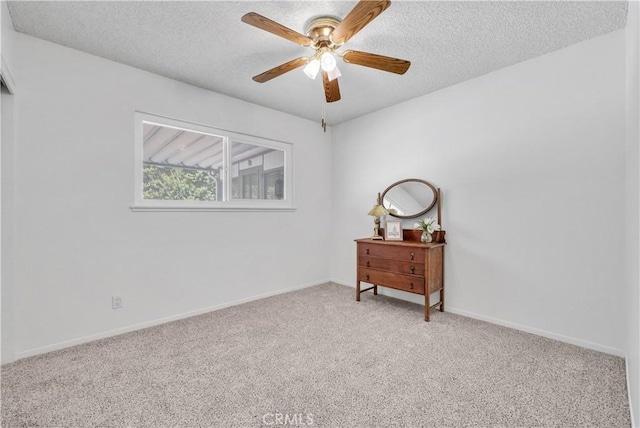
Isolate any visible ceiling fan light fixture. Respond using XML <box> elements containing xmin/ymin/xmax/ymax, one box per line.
<box><xmin>320</xmin><ymin>51</ymin><xmax>337</xmax><ymax>72</ymax></box>
<box><xmin>242</xmin><ymin>2</ymin><xmax>408</xmax><ymax>108</ymax></box>
<box><xmin>303</xmin><ymin>58</ymin><xmax>321</xmax><ymax>79</ymax></box>
<box><xmin>327</xmin><ymin>65</ymin><xmax>342</xmax><ymax>82</ymax></box>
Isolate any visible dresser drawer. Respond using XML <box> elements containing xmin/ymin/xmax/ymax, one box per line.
<box><xmin>358</xmin><ymin>255</ymin><xmax>425</xmax><ymax>276</ymax></box>
<box><xmin>358</xmin><ymin>268</ymin><xmax>425</xmax><ymax>295</ymax></box>
<box><xmin>358</xmin><ymin>243</ymin><xmax>425</xmax><ymax>262</ymax></box>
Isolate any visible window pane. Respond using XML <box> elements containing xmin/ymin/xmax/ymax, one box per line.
<box><xmin>230</xmin><ymin>141</ymin><xmax>285</xmax><ymax>200</ymax></box>
<box><xmin>135</xmin><ymin>112</ymin><xmax>294</xmax><ymax>211</ymax></box>
<box><xmin>264</xmin><ymin>168</ymin><xmax>284</xmax><ymax>200</ymax></box>
<box><xmin>142</xmin><ymin>123</ymin><xmax>223</xmax><ymax>201</ymax></box>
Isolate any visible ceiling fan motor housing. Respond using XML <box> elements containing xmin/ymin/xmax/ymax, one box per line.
<box><xmin>305</xmin><ymin>16</ymin><xmax>342</xmax><ymax>49</ymax></box>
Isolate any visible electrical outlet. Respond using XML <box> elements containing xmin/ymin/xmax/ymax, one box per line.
<box><xmin>112</xmin><ymin>296</ymin><xmax>123</xmax><ymax>309</ymax></box>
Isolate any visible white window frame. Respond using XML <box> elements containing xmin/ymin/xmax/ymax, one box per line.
<box><xmin>132</xmin><ymin>112</ymin><xmax>294</xmax><ymax>212</ymax></box>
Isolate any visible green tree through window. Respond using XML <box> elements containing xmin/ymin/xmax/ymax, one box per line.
<box><xmin>143</xmin><ymin>165</ymin><xmax>218</xmax><ymax>201</ymax></box>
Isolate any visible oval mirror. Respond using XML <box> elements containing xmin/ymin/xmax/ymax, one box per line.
<box><xmin>381</xmin><ymin>179</ymin><xmax>438</xmax><ymax>219</ymax></box>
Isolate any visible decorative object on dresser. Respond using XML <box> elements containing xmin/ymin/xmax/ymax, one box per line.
<box><xmin>414</xmin><ymin>217</ymin><xmax>441</xmax><ymax>243</ymax></box>
<box><xmin>384</xmin><ymin>220</ymin><xmax>403</xmax><ymax>241</ymax></box>
<box><xmin>357</xmin><ymin>179</ymin><xmax>445</xmax><ymax>321</ymax></box>
<box><xmin>367</xmin><ymin>192</ymin><xmax>389</xmax><ymax>240</ymax></box>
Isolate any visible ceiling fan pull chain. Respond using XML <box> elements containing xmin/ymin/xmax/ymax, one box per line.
<box><xmin>321</xmin><ymin>100</ymin><xmax>327</xmax><ymax>132</ymax></box>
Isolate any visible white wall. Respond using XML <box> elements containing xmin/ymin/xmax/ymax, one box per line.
<box><xmin>0</xmin><ymin>0</ymin><xmax>14</xmax><ymax>365</ymax></box>
<box><xmin>331</xmin><ymin>30</ymin><xmax>627</xmax><ymax>355</ymax></box>
<box><xmin>625</xmin><ymin>1</ymin><xmax>640</xmax><ymax>424</ymax></box>
<box><xmin>5</xmin><ymin>32</ymin><xmax>332</xmax><ymax>361</ymax></box>
<box><xmin>0</xmin><ymin>0</ymin><xmax>4</xmax><ymax>366</ymax></box>
<box><xmin>1</xmin><ymin>86</ymin><xmax>13</xmax><ymax>364</ymax></box>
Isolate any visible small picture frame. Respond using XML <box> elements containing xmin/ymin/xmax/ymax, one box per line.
<box><xmin>385</xmin><ymin>221</ymin><xmax>403</xmax><ymax>241</ymax></box>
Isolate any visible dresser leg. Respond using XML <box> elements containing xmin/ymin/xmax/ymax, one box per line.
<box><xmin>356</xmin><ymin>280</ymin><xmax>361</xmax><ymax>302</ymax></box>
<box><xmin>424</xmin><ymin>292</ymin><xmax>431</xmax><ymax>322</ymax></box>
<box><xmin>439</xmin><ymin>288</ymin><xmax>445</xmax><ymax>312</ymax></box>
<box><xmin>373</xmin><ymin>285</ymin><xmax>378</xmax><ymax>295</ymax></box>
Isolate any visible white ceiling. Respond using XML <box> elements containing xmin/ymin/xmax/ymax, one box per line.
<box><xmin>7</xmin><ymin>1</ymin><xmax>628</xmax><ymax>125</ymax></box>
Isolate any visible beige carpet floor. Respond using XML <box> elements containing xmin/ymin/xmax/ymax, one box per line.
<box><xmin>1</xmin><ymin>283</ymin><xmax>631</xmax><ymax>427</ymax></box>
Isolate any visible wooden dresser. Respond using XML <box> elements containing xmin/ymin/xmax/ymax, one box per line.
<box><xmin>355</xmin><ymin>238</ymin><xmax>445</xmax><ymax>321</ymax></box>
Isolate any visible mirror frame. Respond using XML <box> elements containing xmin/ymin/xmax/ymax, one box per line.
<box><xmin>381</xmin><ymin>178</ymin><xmax>439</xmax><ymax>220</ymax></box>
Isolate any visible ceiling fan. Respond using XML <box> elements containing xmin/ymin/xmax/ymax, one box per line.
<box><xmin>241</xmin><ymin>0</ymin><xmax>411</xmax><ymax>104</ymax></box>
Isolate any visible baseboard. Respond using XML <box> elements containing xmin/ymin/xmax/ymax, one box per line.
<box><xmin>628</xmin><ymin>353</ymin><xmax>637</xmax><ymax>428</ymax></box>
<box><xmin>626</xmin><ymin>353</ymin><xmax>637</xmax><ymax>428</ymax></box>
<box><xmin>329</xmin><ymin>279</ymin><xmax>353</xmax><ymax>288</ymax></box>
<box><xmin>14</xmin><ymin>279</ymin><xmax>625</xmax><ymax>361</ymax></box>
<box><xmin>15</xmin><ymin>279</ymin><xmax>329</xmax><ymax>361</ymax></box>
<box><xmin>332</xmin><ymin>278</ymin><xmax>624</xmax><ymax>357</ymax></box>
<box><xmin>443</xmin><ymin>306</ymin><xmax>625</xmax><ymax>357</ymax></box>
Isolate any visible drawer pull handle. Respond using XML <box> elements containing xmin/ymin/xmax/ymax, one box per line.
<box><xmin>409</xmin><ymin>282</ymin><xmax>414</xmax><ymax>289</ymax></box>
<box><xmin>366</xmin><ymin>274</ymin><xmax>370</xmax><ymax>281</ymax></box>
<box><xmin>366</xmin><ymin>248</ymin><xmax>370</xmax><ymax>255</ymax></box>
<box><xmin>410</xmin><ymin>266</ymin><xmax>415</xmax><ymax>273</ymax></box>
<box><xmin>410</xmin><ymin>252</ymin><xmax>415</xmax><ymax>260</ymax></box>
<box><xmin>366</xmin><ymin>261</ymin><xmax>370</xmax><ymax>267</ymax></box>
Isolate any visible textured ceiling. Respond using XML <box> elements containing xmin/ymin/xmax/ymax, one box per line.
<box><xmin>7</xmin><ymin>1</ymin><xmax>628</xmax><ymax>125</ymax></box>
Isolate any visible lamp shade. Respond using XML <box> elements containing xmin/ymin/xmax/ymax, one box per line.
<box><xmin>368</xmin><ymin>204</ymin><xmax>389</xmax><ymax>217</ymax></box>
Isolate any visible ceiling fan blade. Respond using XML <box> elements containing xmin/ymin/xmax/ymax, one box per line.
<box><xmin>343</xmin><ymin>50</ymin><xmax>410</xmax><ymax>74</ymax></box>
<box><xmin>330</xmin><ymin>0</ymin><xmax>391</xmax><ymax>46</ymax></box>
<box><xmin>322</xmin><ymin>71</ymin><xmax>341</xmax><ymax>103</ymax></box>
<box><xmin>241</xmin><ymin>12</ymin><xmax>313</xmax><ymax>47</ymax></box>
<box><xmin>252</xmin><ymin>57</ymin><xmax>308</xmax><ymax>83</ymax></box>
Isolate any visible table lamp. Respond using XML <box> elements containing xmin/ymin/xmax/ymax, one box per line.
<box><xmin>368</xmin><ymin>193</ymin><xmax>389</xmax><ymax>240</ymax></box>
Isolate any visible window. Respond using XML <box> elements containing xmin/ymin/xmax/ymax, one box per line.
<box><xmin>133</xmin><ymin>112</ymin><xmax>293</xmax><ymax>211</ymax></box>
<box><xmin>230</xmin><ymin>141</ymin><xmax>285</xmax><ymax>201</ymax></box>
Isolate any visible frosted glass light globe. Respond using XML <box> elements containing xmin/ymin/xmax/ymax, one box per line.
<box><xmin>320</xmin><ymin>52</ymin><xmax>337</xmax><ymax>72</ymax></box>
<box><xmin>303</xmin><ymin>59</ymin><xmax>320</xmax><ymax>79</ymax></box>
